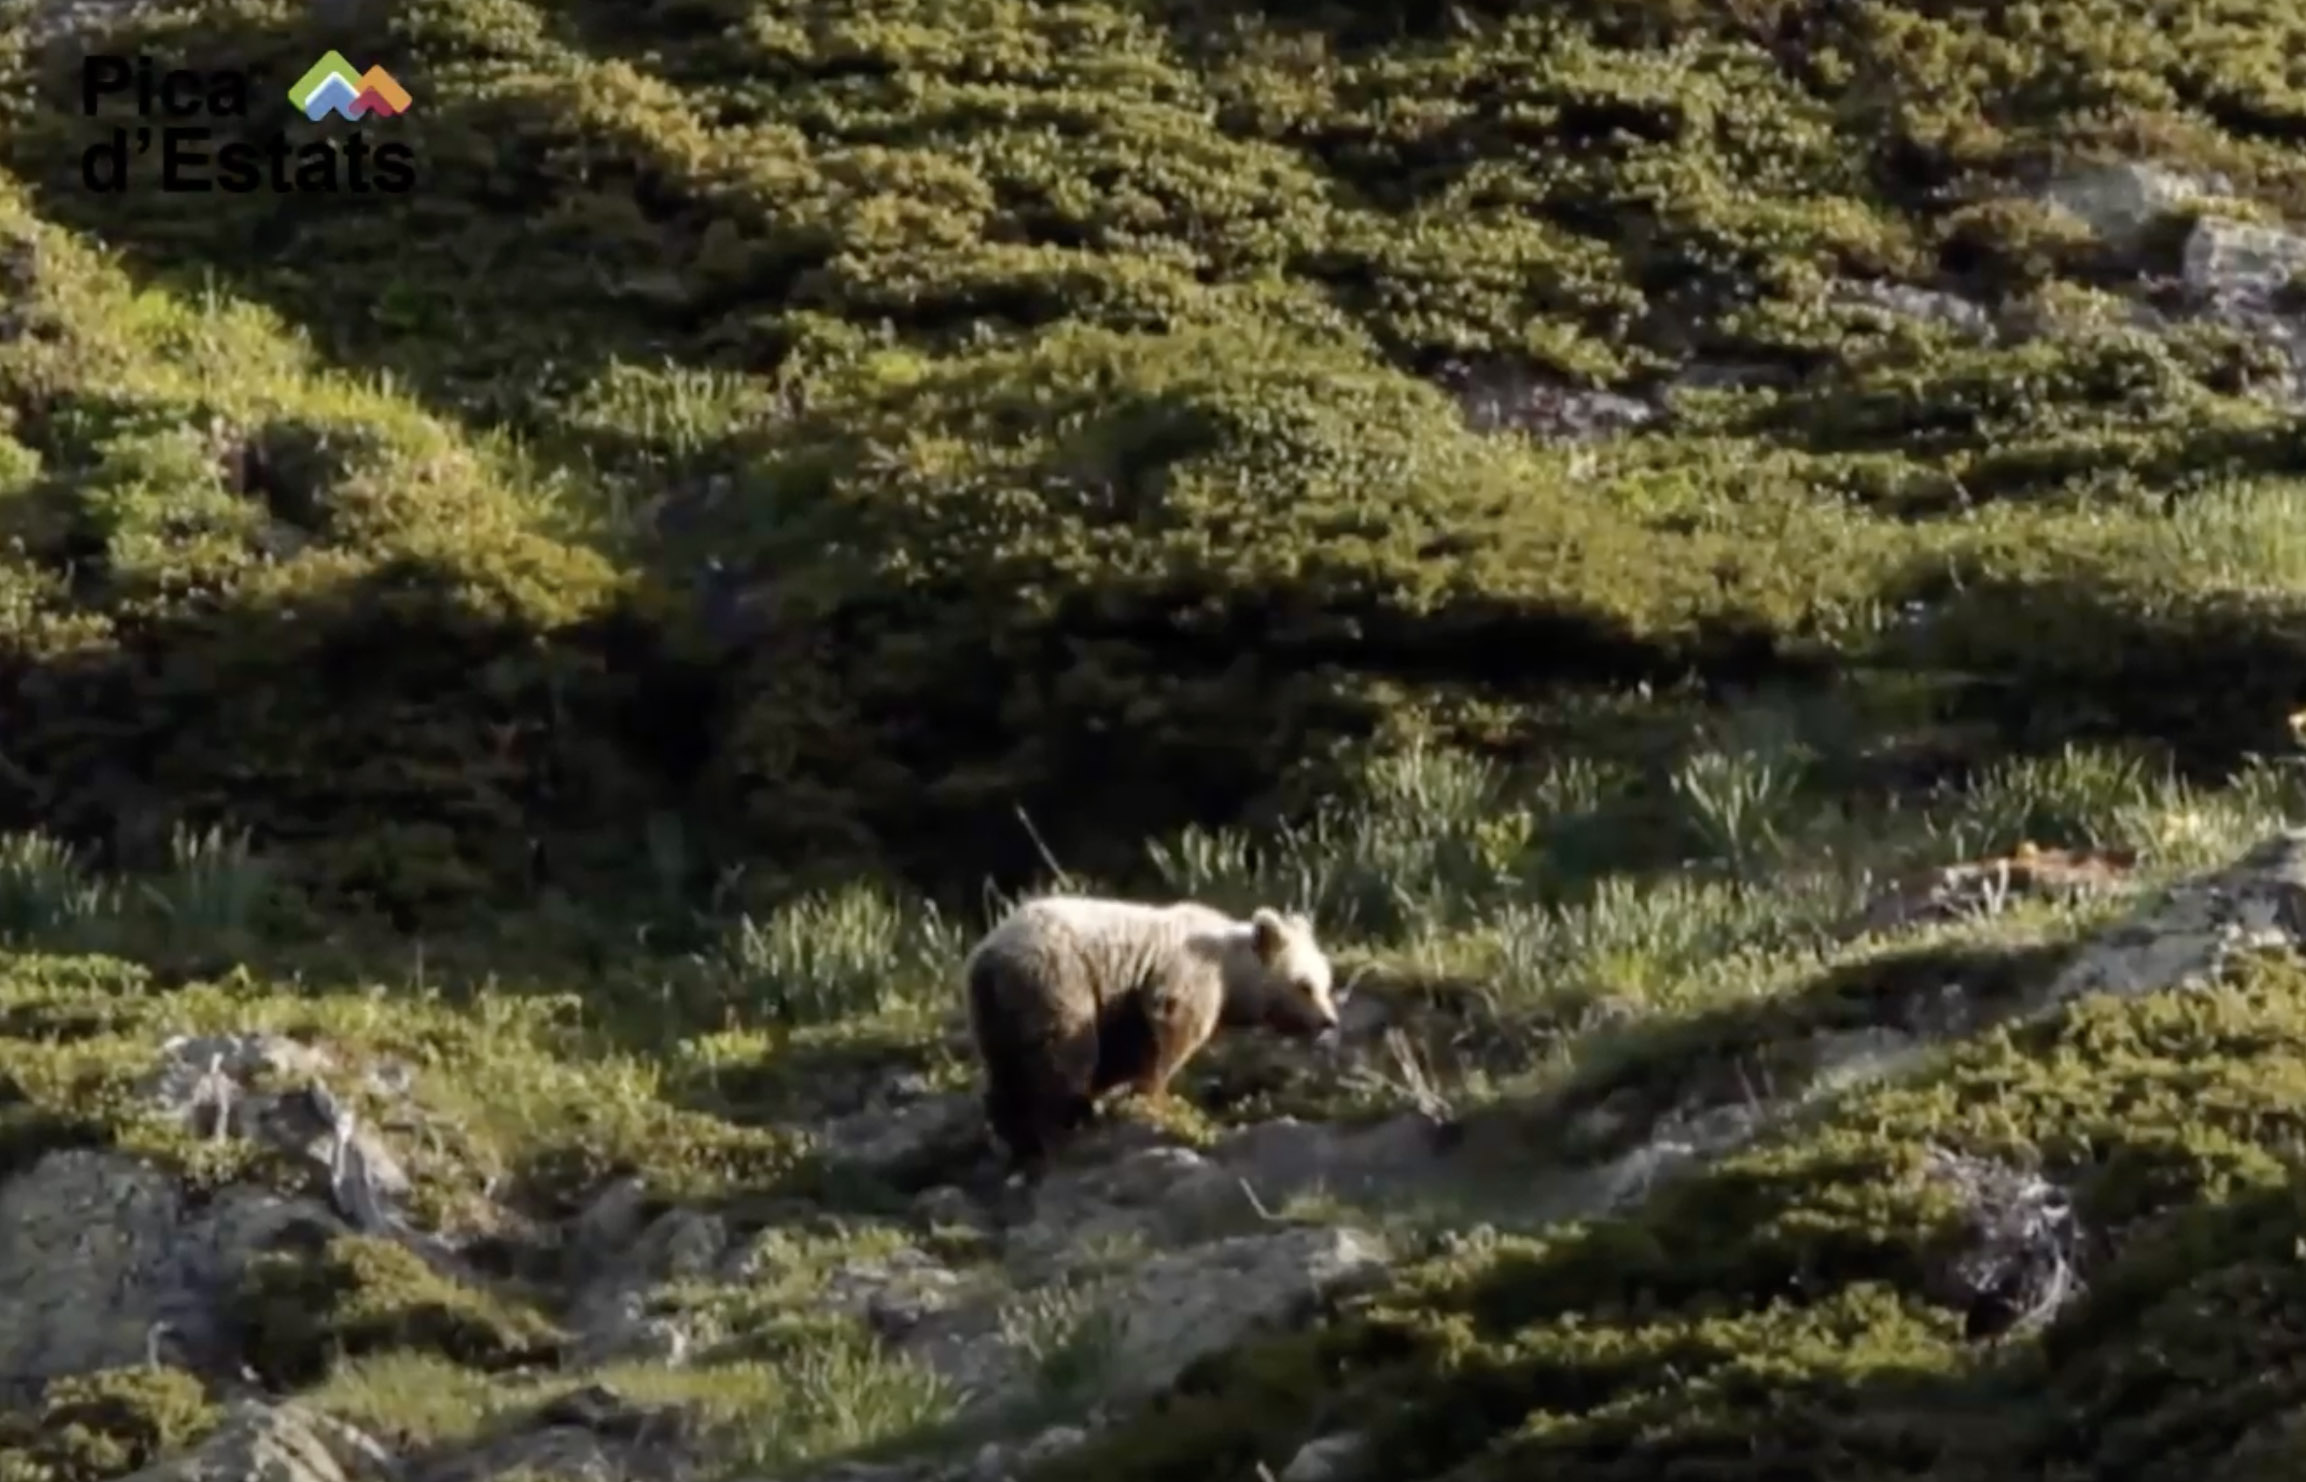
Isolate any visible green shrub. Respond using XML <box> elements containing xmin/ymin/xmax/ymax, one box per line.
<box><xmin>232</xmin><ymin>1234</ymin><xmax>565</xmax><ymax>1388</ymax></box>
<box><xmin>0</xmin><ymin>1367</ymin><xmax>219</xmax><ymax>1482</ymax></box>
<box><xmin>3</xmin><ymin>0</ymin><xmax>2306</xmax><ymax>911</ymax></box>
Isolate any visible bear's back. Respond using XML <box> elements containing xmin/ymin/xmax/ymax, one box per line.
<box><xmin>966</xmin><ymin>894</ymin><xmax>1241</xmax><ymax>1028</ymax></box>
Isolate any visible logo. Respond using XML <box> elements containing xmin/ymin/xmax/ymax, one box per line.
<box><xmin>76</xmin><ymin>53</ymin><xmax>416</xmax><ymax>195</ymax></box>
<box><xmin>288</xmin><ymin>51</ymin><xmax>411</xmax><ymax>122</ymax></box>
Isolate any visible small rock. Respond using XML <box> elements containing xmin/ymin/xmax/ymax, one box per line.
<box><xmin>1921</xmin><ymin>1147</ymin><xmax>2084</xmax><ymax>1340</ymax></box>
<box><xmin>1436</xmin><ymin>358</ymin><xmax>1659</xmax><ymax>439</ymax></box>
<box><xmin>826</xmin><ymin>1247</ymin><xmax>969</xmax><ymax>1339</ymax></box>
<box><xmin>1212</xmin><ymin>1112</ymin><xmax>1454</xmax><ymax>1205</ymax></box>
<box><xmin>2040</xmin><ymin>161</ymin><xmax>2215</xmax><ymax>252</ymax></box>
<box><xmin>2183</xmin><ymin>216</ymin><xmax>2306</xmax><ymax>302</ymax></box>
<box><xmin>913</xmin><ymin>1183</ymin><xmax>986</xmax><ymax>1231</ymax></box>
<box><xmin>567</xmin><ymin>1177</ymin><xmax>653</xmax><ymax>1263</ymax></box>
<box><xmin>1829</xmin><ymin>279</ymin><xmax>1995</xmax><ymax>338</ymax></box>
<box><xmin>817</xmin><ymin>1092</ymin><xmax>986</xmax><ymax>1179</ymax></box>
<box><xmin>566</xmin><ymin>1205</ymin><xmax>730</xmax><ymax>1365</ymax></box>
<box><xmin>1280</xmin><ymin>1432</ymin><xmax>1370</xmax><ymax>1482</ymax></box>
<box><xmin>1013</xmin><ymin>1425</ymin><xmax>1090</xmax><ymax>1467</ymax></box>
<box><xmin>1093</xmin><ymin>1226</ymin><xmax>1391</xmax><ymax>1400</ymax></box>
<box><xmin>112</xmin><ymin>1400</ymin><xmax>394</xmax><ymax>1482</ymax></box>
<box><xmin>143</xmin><ymin>1033</ymin><xmax>429</xmax><ymax>1250</ymax></box>
<box><xmin>646</xmin><ymin>1207</ymin><xmax>731</xmax><ymax>1280</ymax></box>
<box><xmin>1335</xmin><ymin>992</ymin><xmax>1390</xmax><ymax>1039</ymax></box>
<box><xmin>961</xmin><ymin>1425</ymin><xmax>1089</xmax><ymax>1482</ymax></box>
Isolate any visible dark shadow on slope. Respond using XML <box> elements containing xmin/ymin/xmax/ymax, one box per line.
<box><xmin>1463</xmin><ymin>935</ymin><xmax>2082</xmax><ymax>1173</ymax></box>
<box><xmin>0</xmin><ymin>553</ymin><xmax>711</xmax><ymax>925</ymax></box>
<box><xmin>1877</xmin><ymin>564</ymin><xmax>2306</xmax><ymax>775</ymax></box>
<box><xmin>1747</xmin><ymin>344</ymin><xmax>2306</xmax><ymax>509</ymax></box>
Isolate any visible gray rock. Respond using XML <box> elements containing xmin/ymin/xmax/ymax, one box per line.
<box><xmin>2047</xmin><ymin>829</ymin><xmax>2306</xmax><ymax>1004</ymax></box>
<box><xmin>1279</xmin><ymin>1432</ymin><xmax>1370</xmax><ymax>1482</ymax></box>
<box><xmin>911</xmin><ymin>1183</ymin><xmax>989</xmax><ymax>1232</ymax></box>
<box><xmin>1436</xmin><ymin>359</ymin><xmax>1659</xmax><ymax>439</ymax></box>
<box><xmin>2176</xmin><ymin>216</ymin><xmax>2306</xmax><ymax>398</ymax></box>
<box><xmin>144</xmin><ymin>1033</ymin><xmax>434</xmax><ymax>1253</ymax></box>
<box><xmin>1921</xmin><ymin>1147</ymin><xmax>2083</xmax><ymax>1339</ymax></box>
<box><xmin>1095</xmin><ymin>1227</ymin><xmax>1388</xmax><ymax>1399</ymax></box>
<box><xmin>828</xmin><ymin>1247</ymin><xmax>972</xmax><ymax>1340</ymax></box>
<box><xmin>1211</xmin><ymin>1113</ymin><xmax>1455</xmax><ymax>1206</ymax></box>
<box><xmin>1001</xmin><ymin>1142</ymin><xmax>1251</xmax><ymax>1279</ymax></box>
<box><xmin>816</xmin><ymin>1091</ymin><xmax>986</xmax><ymax>1179</ymax></box>
<box><xmin>1828</xmin><ymin>279</ymin><xmax>1995</xmax><ymax>338</ymax></box>
<box><xmin>0</xmin><ymin>1149</ymin><xmax>341</xmax><ymax>1395</ymax></box>
<box><xmin>2040</xmin><ymin>162</ymin><xmax>2215</xmax><ymax>251</ymax></box>
<box><xmin>893</xmin><ymin>1224</ymin><xmax>1388</xmax><ymax>1415</ymax></box>
<box><xmin>2182</xmin><ymin>217</ymin><xmax>2306</xmax><ymax>301</ymax></box>
<box><xmin>112</xmin><ymin>1400</ymin><xmax>395</xmax><ymax>1482</ymax></box>
<box><xmin>566</xmin><ymin>1204</ymin><xmax>730</xmax><ymax>1366</ymax></box>
<box><xmin>969</xmin><ymin>1424</ymin><xmax>1089</xmax><ymax>1481</ymax></box>
<box><xmin>567</xmin><ymin>1175</ymin><xmax>654</xmax><ymax>1260</ymax></box>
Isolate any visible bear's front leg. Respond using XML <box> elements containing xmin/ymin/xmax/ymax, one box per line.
<box><xmin>1128</xmin><ymin>1056</ymin><xmax>1179</xmax><ymax>1108</ymax></box>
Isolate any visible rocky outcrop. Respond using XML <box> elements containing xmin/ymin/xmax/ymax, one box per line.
<box><xmin>0</xmin><ymin>1149</ymin><xmax>325</xmax><ymax>1393</ymax></box>
<box><xmin>2042</xmin><ymin>829</ymin><xmax>2306</xmax><ymax>1003</ymax></box>
<box><xmin>108</xmin><ymin>1387</ymin><xmax>705</xmax><ymax>1482</ymax></box>
<box><xmin>111</xmin><ymin>1402</ymin><xmax>395</xmax><ymax>1482</ymax></box>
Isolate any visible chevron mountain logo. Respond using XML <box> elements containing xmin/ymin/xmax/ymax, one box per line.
<box><xmin>288</xmin><ymin>51</ymin><xmax>411</xmax><ymax>121</ymax></box>
<box><xmin>73</xmin><ymin>51</ymin><xmax>418</xmax><ymax>195</ymax></box>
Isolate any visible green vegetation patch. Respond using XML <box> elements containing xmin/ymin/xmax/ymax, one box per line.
<box><xmin>0</xmin><ymin>946</ymin><xmax>810</xmax><ymax>1222</ymax></box>
<box><xmin>0</xmin><ymin>176</ymin><xmax>666</xmax><ymax>921</ymax></box>
<box><xmin>234</xmin><ymin>1233</ymin><xmax>565</xmax><ymax>1389</ymax></box>
<box><xmin>0</xmin><ymin>1366</ymin><xmax>220</xmax><ymax>1482</ymax></box>
<box><xmin>0</xmin><ymin>2</ymin><xmax>2303</xmax><ymax>905</ymax></box>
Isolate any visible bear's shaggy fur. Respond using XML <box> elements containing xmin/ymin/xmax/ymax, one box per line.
<box><xmin>962</xmin><ymin>895</ymin><xmax>1340</xmax><ymax>1172</ymax></box>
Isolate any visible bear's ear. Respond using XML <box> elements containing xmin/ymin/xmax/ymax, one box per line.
<box><xmin>1250</xmin><ymin>907</ymin><xmax>1288</xmax><ymax>962</ymax></box>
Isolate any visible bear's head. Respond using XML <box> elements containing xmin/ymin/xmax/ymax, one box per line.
<box><xmin>1233</xmin><ymin>906</ymin><xmax>1340</xmax><ymax>1039</ymax></box>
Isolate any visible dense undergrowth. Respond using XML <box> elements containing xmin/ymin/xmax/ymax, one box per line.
<box><xmin>4</xmin><ymin>0</ymin><xmax>2306</xmax><ymax>913</ymax></box>
<box><xmin>3</xmin><ymin>0</ymin><xmax>2306</xmax><ymax>1478</ymax></box>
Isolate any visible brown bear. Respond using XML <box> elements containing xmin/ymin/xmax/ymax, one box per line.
<box><xmin>961</xmin><ymin>895</ymin><xmax>1341</xmax><ymax>1173</ymax></box>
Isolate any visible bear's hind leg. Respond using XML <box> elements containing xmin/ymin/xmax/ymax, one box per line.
<box><xmin>983</xmin><ymin>1080</ymin><xmax>1049</xmax><ymax>1170</ymax></box>
<box><xmin>1126</xmin><ymin>993</ymin><xmax>1210</xmax><ymax>1109</ymax></box>
<box><xmin>1045</xmin><ymin>1015</ymin><xmax>1101</xmax><ymax>1133</ymax></box>
<box><xmin>992</xmin><ymin>1012</ymin><xmax>1100</xmax><ymax>1174</ymax></box>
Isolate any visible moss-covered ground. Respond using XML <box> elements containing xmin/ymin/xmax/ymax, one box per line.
<box><xmin>1</xmin><ymin>0</ymin><xmax>2306</xmax><ymax>1477</ymax></box>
